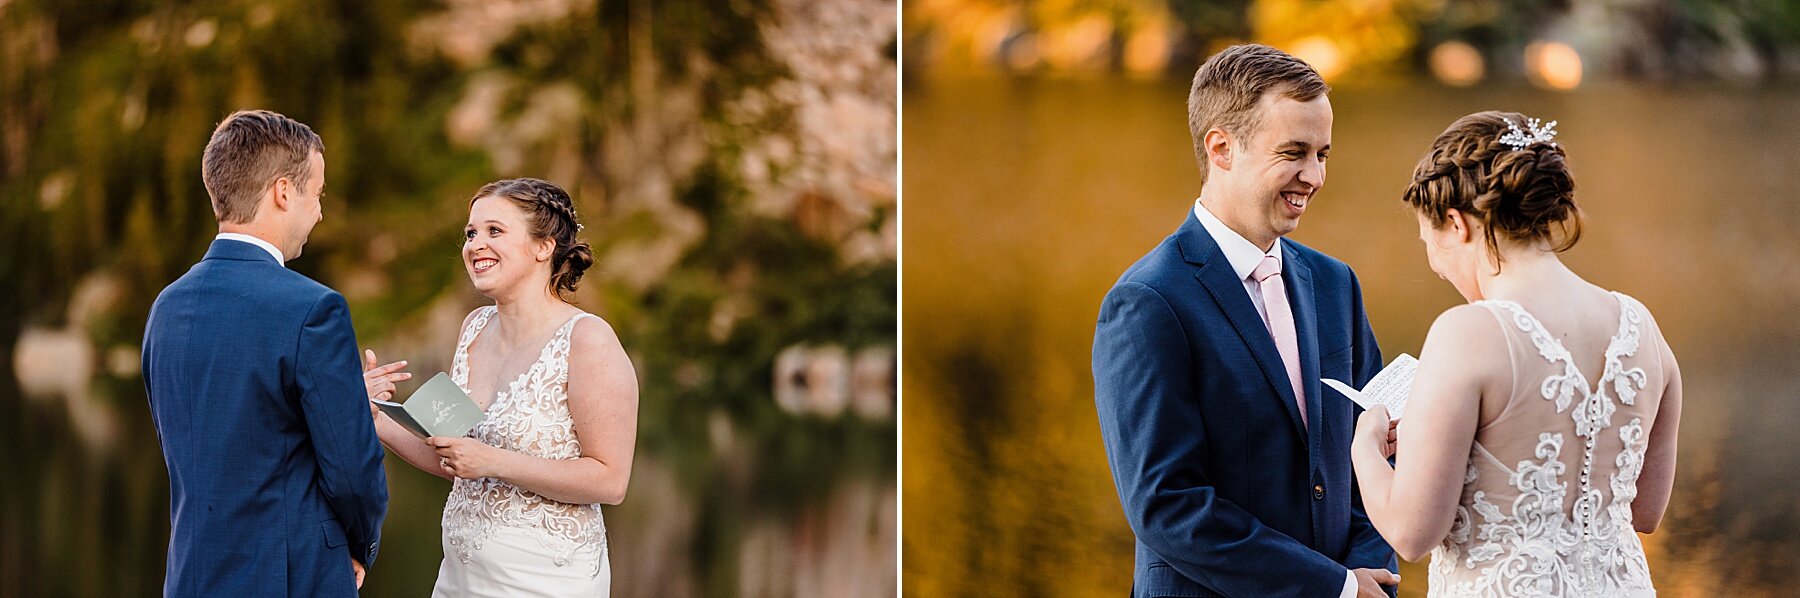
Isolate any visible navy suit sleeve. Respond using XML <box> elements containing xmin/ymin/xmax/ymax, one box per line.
<box><xmin>1342</xmin><ymin>269</ymin><xmax>1399</xmax><ymax>587</ymax></box>
<box><xmin>296</xmin><ymin>292</ymin><xmax>389</xmax><ymax>568</ymax></box>
<box><xmin>1095</xmin><ymin>281</ymin><xmax>1349</xmax><ymax>597</ymax></box>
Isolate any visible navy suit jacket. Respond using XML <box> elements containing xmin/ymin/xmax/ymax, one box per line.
<box><xmin>143</xmin><ymin>239</ymin><xmax>388</xmax><ymax>597</ymax></box>
<box><xmin>1093</xmin><ymin>211</ymin><xmax>1396</xmax><ymax>597</ymax></box>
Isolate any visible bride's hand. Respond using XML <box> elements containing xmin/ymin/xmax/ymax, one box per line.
<box><xmin>428</xmin><ymin>436</ymin><xmax>504</xmax><ymax>480</ymax></box>
<box><xmin>362</xmin><ymin>349</ymin><xmax>411</xmax><ymax>417</ymax></box>
<box><xmin>1353</xmin><ymin>405</ymin><xmax>1400</xmax><ymax>460</ymax></box>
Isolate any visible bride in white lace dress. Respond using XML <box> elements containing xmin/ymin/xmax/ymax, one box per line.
<box><xmin>363</xmin><ymin>178</ymin><xmax>639</xmax><ymax>597</ymax></box>
<box><xmin>1350</xmin><ymin>112</ymin><xmax>1681</xmax><ymax>597</ymax></box>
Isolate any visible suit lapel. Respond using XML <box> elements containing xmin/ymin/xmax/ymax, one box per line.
<box><xmin>1176</xmin><ymin>213</ymin><xmax>1307</xmax><ymax>441</ymax></box>
<box><xmin>1282</xmin><ymin>239</ymin><xmax>1323</xmax><ymax>454</ymax></box>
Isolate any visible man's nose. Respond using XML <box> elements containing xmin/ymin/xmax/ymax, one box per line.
<box><xmin>1299</xmin><ymin>157</ymin><xmax>1325</xmax><ymax>187</ymax></box>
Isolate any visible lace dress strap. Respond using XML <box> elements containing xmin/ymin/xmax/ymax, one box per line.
<box><xmin>451</xmin><ymin>306</ymin><xmax>498</xmax><ymax>389</ymax></box>
<box><xmin>550</xmin><ymin>313</ymin><xmax>598</xmax><ymax>376</ymax></box>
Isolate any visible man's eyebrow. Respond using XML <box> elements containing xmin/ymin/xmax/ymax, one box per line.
<box><xmin>1275</xmin><ymin>140</ymin><xmax>1330</xmax><ymax>151</ymax></box>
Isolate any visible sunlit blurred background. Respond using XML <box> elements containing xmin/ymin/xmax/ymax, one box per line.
<box><xmin>902</xmin><ymin>0</ymin><xmax>1800</xmax><ymax>596</ymax></box>
<box><xmin>0</xmin><ymin>0</ymin><xmax>896</xmax><ymax>596</ymax></box>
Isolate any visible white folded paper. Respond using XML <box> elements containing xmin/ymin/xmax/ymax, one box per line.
<box><xmin>1322</xmin><ymin>353</ymin><xmax>1417</xmax><ymax>419</ymax></box>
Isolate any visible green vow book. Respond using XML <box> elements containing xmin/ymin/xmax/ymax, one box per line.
<box><xmin>373</xmin><ymin>372</ymin><xmax>485</xmax><ymax>439</ymax></box>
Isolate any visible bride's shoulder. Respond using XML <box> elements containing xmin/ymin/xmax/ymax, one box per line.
<box><xmin>565</xmin><ymin>312</ymin><xmax>635</xmax><ymax>386</ymax></box>
<box><xmin>568</xmin><ymin>311</ymin><xmax>624</xmax><ymax>350</ymax></box>
<box><xmin>1433</xmin><ymin>302</ymin><xmax>1506</xmax><ymax>330</ymax></box>
<box><xmin>1612</xmin><ymin>291</ymin><xmax>1659</xmax><ymax>324</ymax></box>
<box><xmin>1612</xmin><ymin>291</ymin><xmax>1673</xmax><ymax>354</ymax></box>
<box><xmin>1423</xmin><ymin>303</ymin><xmax>1511</xmax><ymax>353</ymax></box>
<box><xmin>1416</xmin><ymin>304</ymin><xmax>1514</xmax><ymax>387</ymax></box>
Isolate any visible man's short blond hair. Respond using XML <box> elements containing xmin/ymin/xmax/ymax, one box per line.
<box><xmin>1187</xmin><ymin>44</ymin><xmax>1329</xmax><ymax>180</ymax></box>
<box><xmin>201</xmin><ymin>110</ymin><xmax>323</xmax><ymax>223</ymax></box>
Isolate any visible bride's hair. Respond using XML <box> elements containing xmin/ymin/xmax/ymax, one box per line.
<box><xmin>1402</xmin><ymin>110</ymin><xmax>1582</xmax><ymax>269</ymax></box>
<box><xmin>468</xmin><ymin>178</ymin><xmax>595</xmax><ymax>298</ymax></box>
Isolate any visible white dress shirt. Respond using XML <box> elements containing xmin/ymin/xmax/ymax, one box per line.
<box><xmin>1192</xmin><ymin>198</ymin><xmax>1363</xmax><ymax>598</ymax></box>
<box><xmin>216</xmin><ymin>232</ymin><xmax>286</xmax><ymax>266</ymax></box>
<box><xmin>1193</xmin><ymin>199</ymin><xmax>1282</xmax><ymax>327</ymax></box>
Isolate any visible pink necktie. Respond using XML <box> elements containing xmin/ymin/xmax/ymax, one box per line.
<box><xmin>1252</xmin><ymin>255</ymin><xmax>1306</xmax><ymax>429</ymax></box>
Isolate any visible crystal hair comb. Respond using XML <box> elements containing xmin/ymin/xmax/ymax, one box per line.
<box><xmin>1499</xmin><ymin>117</ymin><xmax>1558</xmax><ymax>151</ymax></box>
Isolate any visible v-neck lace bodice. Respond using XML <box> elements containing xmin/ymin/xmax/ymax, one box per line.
<box><xmin>1427</xmin><ymin>292</ymin><xmax>1669</xmax><ymax>597</ymax></box>
<box><xmin>442</xmin><ymin>306</ymin><xmax>607</xmax><ymax>572</ymax></box>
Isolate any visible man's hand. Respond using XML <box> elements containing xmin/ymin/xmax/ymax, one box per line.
<box><xmin>1351</xmin><ymin>568</ymin><xmax>1399</xmax><ymax>598</ymax></box>
<box><xmin>351</xmin><ymin>557</ymin><xmax>366</xmax><ymax>588</ymax></box>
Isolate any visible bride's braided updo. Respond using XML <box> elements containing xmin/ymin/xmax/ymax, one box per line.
<box><xmin>469</xmin><ymin>178</ymin><xmax>594</xmax><ymax>297</ymax></box>
<box><xmin>1402</xmin><ymin>111</ymin><xmax>1582</xmax><ymax>269</ymax></box>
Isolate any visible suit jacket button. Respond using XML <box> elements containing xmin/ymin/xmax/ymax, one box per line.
<box><xmin>1313</xmin><ymin>484</ymin><xmax>1325</xmax><ymax>500</ymax></box>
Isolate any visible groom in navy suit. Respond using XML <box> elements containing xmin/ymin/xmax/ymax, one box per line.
<box><xmin>1093</xmin><ymin>45</ymin><xmax>1398</xmax><ymax>597</ymax></box>
<box><xmin>143</xmin><ymin>110</ymin><xmax>387</xmax><ymax>597</ymax></box>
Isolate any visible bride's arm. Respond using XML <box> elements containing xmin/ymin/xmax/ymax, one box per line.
<box><xmin>433</xmin><ymin>317</ymin><xmax>639</xmax><ymax>505</ymax></box>
<box><xmin>363</xmin><ymin>350</ymin><xmax>454</xmax><ymax>480</ymax></box>
<box><xmin>1631</xmin><ymin>326</ymin><xmax>1681</xmax><ymax>533</ymax></box>
<box><xmin>1351</xmin><ymin>305</ymin><xmax>1498</xmax><ymax>561</ymax></box>
<box><xmin>375</xmin><ymin>414</ymin><xmax>454</xmax><ymax>480</ymax></box>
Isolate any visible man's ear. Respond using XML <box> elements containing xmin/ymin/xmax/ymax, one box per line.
<box><xmin>1205</xmin><ymin>128</ymin><xmax>1234</xmax><ymax>172</ymax></box>
<box><xmin>270</xmin><ymin>176</ymin><xmax>292</xmax><ymax>213</ymax></box>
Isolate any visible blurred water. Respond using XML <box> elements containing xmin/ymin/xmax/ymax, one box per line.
<box><xmin>901</xmin><ymin>74</ymin><xmax>1800</xmax><ymax>597</ymax></box>
<box><xmin>0</xmin><ymin>362</ymin><xmax>895</xmax><ymax>598</ymax></box>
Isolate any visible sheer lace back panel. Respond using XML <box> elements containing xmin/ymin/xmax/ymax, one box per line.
<box><xmin>1429</xmin><ymin>292</ymin><xmax>1669</xmax><ymax>597</ymax></box>
<box><xmin>443</xmin><ymin>306</ymin><xmax>607</xmax><ymax>572</ymax></box>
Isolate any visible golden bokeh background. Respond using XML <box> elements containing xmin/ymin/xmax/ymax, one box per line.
<box><xmin>902</xmin><ymin>1</ymin><xmax>1800</xmax><ymax>596</ymax></box>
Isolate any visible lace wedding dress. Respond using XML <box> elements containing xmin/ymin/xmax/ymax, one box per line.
<box><xmin>1428</xmin><ymin>292</ymin><xmax>1670</xmax><ymax>597</ymax></box>
<box><xmin>432</xmin><ymin>306</ymin><xmax>611</xmax><ymax>597</ymax></box>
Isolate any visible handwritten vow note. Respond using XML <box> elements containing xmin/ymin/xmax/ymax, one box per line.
<box><xmin>1322</xmin><ymin>354</ymin><xmax>1417</xmax><ymax>419</ymax></box>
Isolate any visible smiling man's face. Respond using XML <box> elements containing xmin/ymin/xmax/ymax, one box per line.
<box><xmin>1210</xmin><ymin>93</ymin><xmax>1333</xmax><ymax>250</ymax></box>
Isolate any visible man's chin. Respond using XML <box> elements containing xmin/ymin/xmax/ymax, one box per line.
<box><xmin>1273</xmin><ymin>218</ymin><xmax>1301</xmax><ymax>238</ymax></box>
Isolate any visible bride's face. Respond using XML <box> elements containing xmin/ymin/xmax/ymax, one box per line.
<box><xmin>1417</xmin><ymin>210</ymin><xmax>1483</xmax><ymax>301</ymax></box>
<box><xmin>464</xmin><ymin>196</ymin><xmax>555</xmax><ymax>298</ymax></box>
